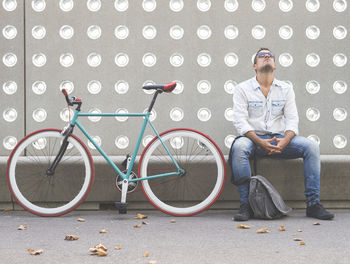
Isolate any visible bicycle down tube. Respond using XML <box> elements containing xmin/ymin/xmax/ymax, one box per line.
<box><xmin>69</xmin><ymin>110</ymin><xmax>183</xmax><ymax>182</ymax></box>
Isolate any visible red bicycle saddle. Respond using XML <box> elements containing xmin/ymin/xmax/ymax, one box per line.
<box><xmin>142</xmin><ymin>82</ymin><xmax>177</xmax><ymax>93</ymax></box>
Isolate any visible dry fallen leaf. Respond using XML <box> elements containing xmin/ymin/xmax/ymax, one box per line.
<box><xmin>65</xmin><ymin>235</ymin><xmax>79</xmax><ymax>241</ymax></box>
<box><xmin>148</xmin><ymin>261</ymin><xmax>158</xmax><ymax>264</ymax></box>
<box><xmin>144</xmin><ymin>252</ymin><xmax>149</xmax><ymax>257</ymax></box>
<box><xmin>18</xmin><ymin>225</ymin><xmax>27</xmax><ymax>230</ymax></box>
<box><xmin>90</xmin><ymin>244</ymin><xmax>108</xmax><ymax>256</ymax></box>
<box><xmin>97</xmin><ymin>249</ymin><xmax>108</xmax><ymax>256</ymax></box>
<box><xmin>77</xmin><ymin>218</ymin><xmax>85</xmax><ymax>222</ymax></box>
<box><xmin>257</xmin><ymin>228</ymin><xmax>270</xmax><ymax>233</ymax></box>
<box><xmin>278</xmin><ymin>226</ymin><xmax>286</xmax><ymax>231</ymax></box>
<box><xmin>299</xmin><ymin>242</ymin><xmax>306</xmax><ymax>246</ymax></box>
<box><xmin>297</xmin><ymin>229</ymin><xmax>302</xmax><ymax>232</ymax></box>
<box><xmin>293</xmin><ymin>238</ymin><xmax>303</xmax><ymax>241</ymax></box>
<box><xmin>135</xmin><ymin>213</ymin><xmax>148</xmax><ymax>219</ymax></box>
<box><xmin>313</xmin><ymin>222</ymin><xmax>320</xmax><ymax>225</ymax></box>
<box><xmin>115</xmin><ymin>245</ymin><xmax>122</xmax><ymax>250</ymax></box>
<box><xmin>28</xmin><ymin>249</ymin><xmax>43</xmax><ymax>255</ymax></box>
<box><xmin>170</xmin><ymin>219</ymin><xmax>176</xmax><ymax>223</ymax></box>
<box><xmin>237</xmin><ymin>224</ymin><xmax>251</xmax><ymax>229</ymax></box>
<box><xmin>134</xmin><ymin>224</ymin><xmax>142</xmax><ymax>228</ymax></box>
<box><xmin>100</xmin><ymin>229</ymin><xmax>107</xmax><ymax>233</ymax></box>
<box><xmin>142</xmin><ymin>221</ymin><xmax>149</xmax><ymax>225</ymax></box>
<box><xmin>3</xmin><ymin>208</ymin><xmax>11</xmax><ymax>212</ymax></box>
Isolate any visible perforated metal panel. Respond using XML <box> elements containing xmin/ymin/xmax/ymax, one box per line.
<box><xmin>1</xmin><ymin>0</ymin><xmax>24</xmax><ymax>155</ymax></box>
<box><xmin>1</xmin><ymin>0</ymin><xmax>349</xmax><ymax>155</ymax></box>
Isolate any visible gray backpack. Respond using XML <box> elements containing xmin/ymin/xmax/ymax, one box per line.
<box><xmin>249</xmin><ymin>175</ymin><xmax>292</xmax><ymax>219</ymax></box>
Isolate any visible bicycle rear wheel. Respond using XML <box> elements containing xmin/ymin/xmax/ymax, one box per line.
<box><xmin>7</xmin><ymin>129</ymin><xmax>94</xmax><ymax>216</ymax></box>
<box><xmin>139</xmin><ymin>128</ymin><xmax>226</xmax><ymax>216</ymax></box>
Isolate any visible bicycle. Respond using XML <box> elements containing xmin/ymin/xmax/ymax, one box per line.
<box><xmin>7</xmin><ymin>82</ymin><xmax>226</xmax><ymax>217</ymax></box>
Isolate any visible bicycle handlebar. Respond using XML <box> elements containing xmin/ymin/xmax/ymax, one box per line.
<box><xmin>61</xmin><ymin>89</ymin><xmax>82</xmax><ymax>110</ymax></box>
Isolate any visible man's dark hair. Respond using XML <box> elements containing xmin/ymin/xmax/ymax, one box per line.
<box><xmin>253</xmin><ymin>47</ymin><xmax>274</xmax><ymax>64</ymax></box>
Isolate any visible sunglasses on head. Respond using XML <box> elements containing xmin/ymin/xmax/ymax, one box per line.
<box><xmin>257</xmin><ymin>52</ymin><xmax>274</xmax><ymax>58</ymax></box>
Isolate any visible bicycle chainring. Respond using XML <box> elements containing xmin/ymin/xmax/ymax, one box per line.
<box><xmin>115</xmin><ymin>170</ymin><xmax>138</xmax><ymax>193</ymax></box>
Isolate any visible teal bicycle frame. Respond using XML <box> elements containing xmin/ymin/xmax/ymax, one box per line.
<box><xmin>69</xmin><ymin>110</ymin><xmax>184</xmax><ymax>183</ymax></box>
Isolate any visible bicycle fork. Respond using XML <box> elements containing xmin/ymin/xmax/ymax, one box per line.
<box><xmin>46</xmin><ymin>125</ymin><xmax>74</xmax><ymax>176</ymax></box>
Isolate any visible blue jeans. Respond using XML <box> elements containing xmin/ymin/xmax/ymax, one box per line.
<box><xmin>231</xmin><ymin>135</ymin><xmax>320</xmax><ymax>206</ymax></box>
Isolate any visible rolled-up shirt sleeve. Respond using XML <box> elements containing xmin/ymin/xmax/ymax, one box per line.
<box><xmin>283</xmin><ymin>86</ymin><xmax>299</xmax><ymax>135</ymax></box>
<box><xmin>232</xmin><ymin>85</ymin><xmax>254</xmax><ymax>135</ymax></box>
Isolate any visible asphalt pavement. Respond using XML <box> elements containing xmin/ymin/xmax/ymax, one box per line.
<box><xmin>0</xmin><ymin>209</ymin><xmax>349</xmax><ymax>264</ymax></box>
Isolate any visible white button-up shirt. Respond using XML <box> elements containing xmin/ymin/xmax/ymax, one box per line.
<box><xmin>232</xmin><ymin>76</ymin><xmax>299</xmax><ymax>136</ymax></box>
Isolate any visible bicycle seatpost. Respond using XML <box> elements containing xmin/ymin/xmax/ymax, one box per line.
<box><xmin>147</xmin><ymin>90</ymin><xmax>161</xmax><ymax>113</ymax></box>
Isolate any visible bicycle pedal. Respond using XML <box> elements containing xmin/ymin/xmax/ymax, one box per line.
<box><xmin>114</xmin><ymin>202</ymin><xmax>128</xmax><ymax>214</ymax></box>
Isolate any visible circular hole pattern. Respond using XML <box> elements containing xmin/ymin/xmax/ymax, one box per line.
<box><xmin>87</xmin><ymin>52</ymin><xmax>102</xmax><ymax>67</ymax></box>
<box><xmin>224</xmin><ymin>0</ymin><xmax>239</xmax><ymax>12</ymax></box>
<box><xmin>3</xmin><ymin>81</ymin><xmax>17</xmax><ymax>95</ymax></box>
<box><xmin>115</xmin><ymin>80</ymin><xmax>129</xmax><ymax>94</ymax></box>
<box><xmin>60</xmin><ymin>53</ymin><xmax>74</xmax><ymax>67</ymax></box>
<box><xmin>306</xmin><ymin>107</ymin><xmax>320</xmax><ymax>121</ymax></box>
<box><xmin>333</xmin><ymin>53</ymin><xmax>347</xmax><ymax>67</ymax></box>
<box><xmin>279</xmin><ymin>25</ymin><xmax>293</xmax><ymax>39</ymax></box>
<box><xmin>115</xmin><ymin>25</ymin><xmax>129</xmax><ymax>39</ymax></box>
<box><xmin>32</xmin><ymin>81</ymin><xmax>46</xmax><ymax>95</ymax></box>
<box><xmin>32</xmin><ymin>108</ymin><xmax>47</xmax><ymax>122</ymax></box>
<box><xmin>115</xmin><ymin>53</ymin><xmax>129</xmax><ymax>67</ymax></box>
<box><xmin>115</xmin><ymin>108</ymin><xmax>129</xmax><ymax>122</ymax></box>
<box><xmin>2</xmin><ymin>25</ymin><xmax>17</xmax><ymax>39</ymax></box>
<box><xmin>251</xmin><ymin>0</ymin><xmax>266</xmax><ymax>12</ymax></box>
<box><xmin>60</xmin><ymin>25</ymin><xmax>74</xmax><ymax>39</ymax></box>
<box><xmin>197</xmin><ymin>25</ymin><xmax>212</xmax><ymax>39</ymax></box>
<box><xmin>197</xmin><ymin>108</ymin><xmax>211</xmax><ymax>122</ymax></box>
<box><xmin>88</xmin><ymin>108</ymin><xmax>102</xmax><ymax>122</ymax></box>
<box><xmin>114</xmin><ymin>0</ymin><xmax>128</xmax><ymax>11</ymax></box>
<box><xmin>59</xmin><ymin>0</ymin><xmax>74</xmax><ymax>12</ymax></box>
<box><xmin>251</xmin><ymin>25</ymin><xmax>266</xmax><ymax>39</ymax></box>
<box><xmin>3</xmin><ymin>108</ymin><xmax>17</xmax><ymax>122</ymax></box>
<box><xmin>305</xmin><ymin>25</ymin><xmax>320</xmax><ymax>40</ymax></box>
<box><xmin>333</xmin><ymin>108</ymin><xmax>347</xmax><ymax>121</ymax></box>
<box><xmin>197</xmin><ymin>53</ymin><xmax>211</xmax><ymax>67</ymax></box>
<box><xmin>306</xmin><ymin>53</ymin><xmax>320</xmax><ymax>67</ymax></box>
<box><xmin>170</xmin><ymin>53</ymin><xmax>184</xmax><ymax>67</ymax></box>
<box><xmin>60</xmin><ymin>81</ymin><xmax>74</xmax><ymax>94</ymax></box>
<box><xmin>169</xmin><ymin>0</ymin><xmax>184</xmax><ymax>12</ymax></box>
<box><xmin>225</xmin><ymin>53</ymin><xmax>239</xmax><ymax>67</ymax></box>
<box><xmin>305</xmin><ymin>80</ymin><xmax>320</xmax><ymax>94</ymax></box>
<box><xmin>305</xmin><ymin>0</ymin><xmax>320</xmax><ymax>12</ymax></box>
<box><xmin>333</xmin><ymin>80</ymin><xmax>347</xmax><ymax>94</ymax></box>
<box><xmin>279</xmin><ymin>0</ymin><xmax>293</xmax><ymax>12</ymax></box>
<box><xmin>170</xmin><ymin>107</ymin><xmax>184</xmax><ymax>121</ymax></box>
<box><xmin>333</xmin><ymin>135</ymin><xmax>347</xmax><ymax>149</ymax></box>
<box><xmin>170</xmin><ymin>25</ymin><xmax>184</xmax><ymax>40</ymax></box>
<box><xmin>3</xmin><ymin>136</ymin><xmax>17</xmax><ymax>150</ymax></box>
<box><xmin>197</xmin><ymin>80</ymin><xmax>211</xmax><ymax>94</ymax></box>
<box><xmin>87</xmin><ymin>25</ymin><xmax>101</xmax><ymax>39</ymax></box>
<box><xmin>87</xmin><ymin>80</ymin><xmax>102</xmax><ymax>94</ymax></box>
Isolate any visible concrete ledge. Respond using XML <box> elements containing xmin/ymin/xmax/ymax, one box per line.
<box><xmin>1</xmin><ymin>155</ymin><xmax>350</xmax><ymax>211</ymax></box>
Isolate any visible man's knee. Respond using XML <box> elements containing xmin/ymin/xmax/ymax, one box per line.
<box><xmin>293</xmin><ymin>136</ymin><xmax>320</xmax><ymax>156</ymax></box>
<box><xmin>232</xmin><ymin>137</ymin><xmax>254</xmax><ymax>157</ymax></box>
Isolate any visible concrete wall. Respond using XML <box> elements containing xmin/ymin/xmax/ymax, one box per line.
<box><xmin>2</xmin><ymin>155</ymin><xmax>349</xmax><ymax>211</ymax></box>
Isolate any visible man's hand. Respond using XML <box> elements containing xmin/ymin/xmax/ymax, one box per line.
<box><xmin>275</xmin><ymin>137</ymin><xmax>289</xmax><ymax>152</ymax></box>
<box><xmin>259</xmin><ymin>137</ymin><xmax>281</xmax><ymax>155</ymax></box>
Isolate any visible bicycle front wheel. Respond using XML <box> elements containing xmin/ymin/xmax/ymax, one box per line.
<box><xmin>7</xmin><ymin>129</ymin><xmax>94</xmax><ymax>216</ymax></box>
<box><xmin>139</xmin><ymin>128</ymin><xmax>226</xmax><ymax>216</ymax></box>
